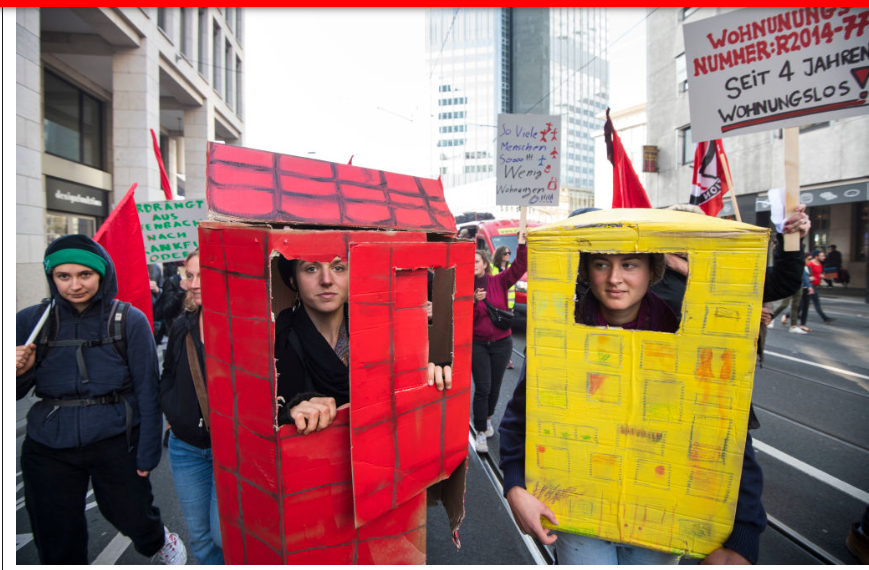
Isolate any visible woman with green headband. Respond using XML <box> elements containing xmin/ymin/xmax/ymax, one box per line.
<box><xmin>16</xmin><ymin>234</ymin><xmax>186</xmax><ymax>565</ymax></box>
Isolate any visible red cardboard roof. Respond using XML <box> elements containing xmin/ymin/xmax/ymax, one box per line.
<box><xmin>206</xmin><ymin>143</ymin><xmax>457</xmax><ymax>233</ymax></box>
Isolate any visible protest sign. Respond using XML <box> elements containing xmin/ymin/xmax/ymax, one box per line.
<box><xmin>684</xmin><ymin>7</ymin><xmax>869</xmax><ymax>141</ymax></box>
<box><xmin>136</xmin><ymin>199</ymin><xmax>205</xmax><ymax>263</ymax></box>
<box><xmin>496</xmin><ymin>114</ymin><xmax>561</xmax><ymax>206</ymax></box>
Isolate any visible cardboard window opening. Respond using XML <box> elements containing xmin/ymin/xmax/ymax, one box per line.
<box><xmin>573</xmin><ymin>251</ymin><xmax>690</xmax><ymax>332</ymax></box>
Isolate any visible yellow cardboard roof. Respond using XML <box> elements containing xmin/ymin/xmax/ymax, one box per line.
<box><xmin>525</xmin><ymin>209</ymin><xmax>769</xmax><ymax>557</ymax></box>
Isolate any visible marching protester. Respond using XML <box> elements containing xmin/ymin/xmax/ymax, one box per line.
<box><xmin>15</xmin><ymin>235</ymin><xmax>186</xmax><ymax>565</ymax></box>
<box><xmin>799</xmin><ymin>249</ymin><xmax>836</xmax><ymax>330</ymax></box>
<box><xmin>822</xmin><ymin>244</ymin><xmax>844</xmax><ymax>288</ymax></box>
<box><xmin>492</xmin><ymin>245</ymin><xmax>517</xmax><ymax>370</ymax></box>
<box><xmin>154</xmin><ymin>262</ymin><xmax>187</xmax><ymax>345</ymax></box>
<box><xmin>159</xmin><ymin>249</ymin><xmax>224</xmax><ymax>564</ymax></box>
<box><xmin>499</xmin><ymin>206</ymin><xmax>810</xmax><ymax>565</ymax></box>
<box><xmin>471</xmin><ymin>236</ymin><xmax>527</xmax><ymax>453</ymax></box>
<box><xmin>273</xmin><ymin>255</ymin><xmax>452</xmax><ymax>432</ymax></box>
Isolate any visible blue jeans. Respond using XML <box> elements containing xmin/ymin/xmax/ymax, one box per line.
<box><xmin>555</xmin><ymin>532</ymin><xmax>681</xmax><ymax>565</ymax></box>
<box><xmin>168</xmin><ymin>432</ymin><xmax>223</xmax><ymax>564</ymax></box>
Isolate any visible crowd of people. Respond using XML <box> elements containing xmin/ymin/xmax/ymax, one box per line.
<box><xmin>15</xmin><ymin>201</ymin><xmax>863</xmax><ymax>565</ymax></box>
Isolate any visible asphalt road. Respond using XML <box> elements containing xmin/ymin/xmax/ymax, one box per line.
<box><xmin>15</xmin><ymin>287</ymin><xmax>869</xmax><ymax>564</ymax></box>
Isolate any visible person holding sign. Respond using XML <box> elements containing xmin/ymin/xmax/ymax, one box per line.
<box><xmin>471</xmin><ymin>233</ymin><xmax>527</xmax><ymax>454</ymax></box>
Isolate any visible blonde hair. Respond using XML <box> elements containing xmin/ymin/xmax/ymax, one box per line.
<box><xmin>182</xmin><ymin>248</ymin><xmax>201</xmax><ymax>313</ymax></box>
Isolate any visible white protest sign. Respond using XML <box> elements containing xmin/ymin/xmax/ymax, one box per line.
<box><xmin>684</xmin><ymin>7</ymin><xmax>869</xmax><ymax>141</ymax></box>
<box><xmin>136</xmin><ymin>199</ymin><xmax>206</xmax><ymax>263</ymax></box>
<box><xmin>496</xmin><ymin>114</ymin><xmax>561</xmax><ymax>206</ymax></box>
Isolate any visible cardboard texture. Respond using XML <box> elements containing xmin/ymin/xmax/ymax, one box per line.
<box><xmin>206</xmin><ymin>142</ymin><xmax>456</xmax><ymax>233</ymax></box>
<box><xmin>201</xmin><ymin>143</ymin><xmax>471</xmax><ymax>564</ymax></box>
<box><xmin>524</xmin><ymin>208</ymin><xmax>769</xmax><ymax>558</ymax></box>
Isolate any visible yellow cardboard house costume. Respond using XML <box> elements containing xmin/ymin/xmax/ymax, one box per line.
<box><xmin>524</xmin><ymin>208</ymin><xmax>769</xmax><ymax>557</ymax></box>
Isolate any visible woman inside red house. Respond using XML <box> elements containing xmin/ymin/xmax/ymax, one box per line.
<box><xmin>274</xmin><ymin>255</ymin><xmax>452</xmax><ymax>432</ymax></box>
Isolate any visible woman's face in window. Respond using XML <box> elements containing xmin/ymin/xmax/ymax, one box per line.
<box><xmin>294</xmin><ymin>256</ymin><xmax>349</xmax><ymax>316</ymax></box>
<box><xmin>587</xmin><ymin>253</ymin><xmax>651</xmax><ymax>324</ymax></box>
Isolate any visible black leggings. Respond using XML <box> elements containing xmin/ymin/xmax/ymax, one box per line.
<box><xmin>471</xmin><ymin>337</ymin><xmax>513</xmax><ymax>432</ymax></box>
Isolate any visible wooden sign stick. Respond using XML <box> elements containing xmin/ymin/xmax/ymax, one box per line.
<box><xmin>783</xmin><ymin>127</ymin><xmax>801</xmax><ymax>252</ymax></box>
<box><xmin>519</xmin><ymin>207</ymin><xmax>527</xmax><ymax>244</ymax></box>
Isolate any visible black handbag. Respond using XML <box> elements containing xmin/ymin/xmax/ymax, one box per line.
<box><xmin>484</xmin><ymin>299</ymin><xmax>514</xmax><ymax>330</ymax></box>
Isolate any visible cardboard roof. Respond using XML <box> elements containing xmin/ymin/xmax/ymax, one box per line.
<box><xmin>206</xmin><ymin>142</ymin><xmax>457</xmax><ymax>234</ymax></box>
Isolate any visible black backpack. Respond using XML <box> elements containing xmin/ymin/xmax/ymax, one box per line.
<box><xmin>34</xmin><ymin>297</ymin><xmax>131</xmax><ymax>383</ymax></box>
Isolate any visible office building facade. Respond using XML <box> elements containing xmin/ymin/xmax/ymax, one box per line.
<box><xmin>645</xmin><ymin>7</ymin><xmax>868</xmax><ymax>288</ymax></box>
<box><xmin>16</xmin><ymin>7</ymin><xmax>245</xmax><ymax>309</ymax></box>
<box><xmin>426</xmin><ymin>7</ymin><xmax>608</xmax><ymax>218</ymax></box>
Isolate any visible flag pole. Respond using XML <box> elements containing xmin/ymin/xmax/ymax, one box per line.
<box><xmin>782</xmin><ymin>127</ymin><xmax>801</xmax><ymax>252</ymax></box>
<box><xmin>715</xmin><ymin>140</ymin><xmax>741</xmax><ymax>223</ymax></box>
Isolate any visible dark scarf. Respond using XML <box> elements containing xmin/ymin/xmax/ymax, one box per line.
<box><xmin>576</xmin><ymin>289</ymin><xmax>679</xmax><ymax>333</ymax></box>
<box><xmin>275</xmin><ymin>303</ymin><xmax>350</xmax><ymax>406</ymax></box>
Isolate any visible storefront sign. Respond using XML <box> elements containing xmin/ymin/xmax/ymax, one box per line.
<box><xmin>755</xmin><ymin>181</ymin><xmax>869</xmax><ymax>210</ymax></box>
<box><xmin>496</xmin><ymin>114</ymin><xmax>561</xmax><ymax>206</ymax></box>
<box><xmin>684</xmin><ymin>8</ymin><xmax>869</xmax><ymax>141</ymax></box>
<box><xmin>136</xmin><ymin>199</ymin><xmax>206</xmax><ymax>262</ymax></box>
<box><xmin>45</xmin><ymin>176</ymin><xmax>109</xmax><ymax>217</ymax></box>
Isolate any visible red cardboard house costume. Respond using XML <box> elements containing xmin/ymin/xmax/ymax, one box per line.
<box><xmin>198</xmin><ymin>142</ymin><xmax>473</xmax><ymax>564</ymax></box>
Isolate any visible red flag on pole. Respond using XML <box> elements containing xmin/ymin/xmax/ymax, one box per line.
<box><xmin>689</xmin><ymin>139</ymin><xmax>731</xmax><ymax>217</ymax></box>
<box><xmin>150</xmin><ymin>128</ymin><xmax>173</xmax><ymax>201</ymax></box>
<box><xmin>94</xmin><ymin>183</ymin><xmax>153</xmax><ymax>328</ymax></box>
<box><xmin>605</xmin><ymin>108</ymin><xmax>651</xmax><ymax>209</ymax></box>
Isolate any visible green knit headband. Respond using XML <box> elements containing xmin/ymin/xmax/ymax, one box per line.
<box><xmin>44</xmin><ymin>249</ymin><xmax>107</xmax><ymax>277</ymax></box>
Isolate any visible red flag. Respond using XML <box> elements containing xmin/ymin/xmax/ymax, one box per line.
<box><xmin>605</xmin><ymin>109</ymin><xmax>651</xmax><ymax>209</ymax></box>
<box><xmin>94</xmin><ymin>184</ymin><xmax>153</xmax><ymax>328</ymax></box>
<box><xmin>689</xmin><ymin>139</ymin><xmax>731</xmax><ymax>217</ymax></box>
<box><xmin>150</xmin><ymin>128</ymin><xmax>173</xmax><ymax>200</ymax></box>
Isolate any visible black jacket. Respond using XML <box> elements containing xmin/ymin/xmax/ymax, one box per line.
<box><xmin>17</xmin><ymin>236</ymin><xmax>162</xmax><ymax>471</ymax></box>
<box><xmin>159</xmin><ymin>310</ymin><xmax>211</xmax><ymax>449</ymax></box>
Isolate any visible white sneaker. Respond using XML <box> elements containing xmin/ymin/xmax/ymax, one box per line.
<box><xmin>485</xmin><ymin>419</ymin><xmax>495</xmax><ymax>438</ymax></box>
<box><xmin>767</xmin><ymin>321</ymin><xmax>774</xmax><ymax>329</ymax></box>
<box><xmin>475</xmin><ymin>432</ymin><xmax>489</xmax><ymax>453</ymax></box>
<box><xmin>789</xmin><ymin>326</ymin><xmax>808</xmax><ymax>335</ymax></box>
<box><xmin>153</xmin><ymin>527</ymin><xmax>187</xmax><ymax>565</ymax></box>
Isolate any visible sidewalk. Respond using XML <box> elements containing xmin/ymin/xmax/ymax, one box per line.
<box><xmin>816</xmin><ymin>284</ymin><xmax>868</xmax><ymax>303</ymax></box>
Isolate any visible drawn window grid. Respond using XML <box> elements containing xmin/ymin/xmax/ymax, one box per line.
<box><xmin>686</xmin><ymin>466</ymin><xmax>734</xmax><ymax>504</ymax></box>
<box><xmin>617</xmin><ymin>426</ymin><xmax>668</xmax><ymax>457</ymax></box>
<box><xmin>694</xmin><ymin>346</ymin><xmax>738</xmax><ymax>384</ymax></box>
<box><xmin>688</xmin><ymin>415</ymin><xmax>734</xmax><ymax>465</ymax></box>
<box><xmin>693</xmin><ymin>393</ymin><xmax>734</xmax><ymax>410</ymax></box>
<box><xmin>585</xmin><ymin>333</ymin><xmax>623</xmax><ymax>368</ymax></box>
<box><xmin>529</xmin><ymin>250</ymin><xmax>577</xmax><ymax>282</ymax></box>
<box><xmin>633</xmin><ymin>459</ymin><xmax>673</xmax><ymax>490</ymax></box>
<box><xmin>589</xmin><ymin>452</ymin><xmax>622</xmax><ymax>482</ymax></box>
<box><xmin>538</xmin><ymin>420</ymin><xmax>598</xmax><ymax>445</ymax></box>
<box><xmin>623</xmin><ymin>497</ymin><xmax>674</xmax><ymax>528</ymax></box>
<box><xmin>534</xmin><ymin>367</ymin><xmax>569</xmax><ymax>410</ymax></box>
<box><xmin>640</xmin><ymin>341</ymin><xmax>679</xmax><ymax>375</ymax></box>
<box><xmin>642</xmin><ymin>377</ymin><xmax>685</xmax><ymax>424</ymax></box>
<box><xmin>530</xmin><ymin>290</ymin><xmax>571</xmax><ymax>325</ymax></box>
<box><xmin>702</xmin><ymin>303</ymin><xmax>753</xmax><ymax>339</ymax></box>
<box><xmin>534</xmin><ymin>328</ymin><xmax>568</xmax><ymax>353</ymax></box>
<box><xmin>586</xmin><ymin>371</ymin><xmax>622</xmax><ymax>405</ymax></box>
<box><xmin>709</xmin><ymin>253</ymin><xmax>761</xmax><ymax>297</ymax></box>
<box><xmin>536</xmin><ymin>445</ymin><xmax>570</xmax><ymax>473</ymax></box>
<box><xmin>678</xmin><ymin>518</ymin><xmax>714</xmax><ymax>542</ymax></box>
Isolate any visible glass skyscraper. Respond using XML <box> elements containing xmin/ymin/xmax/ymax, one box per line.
<box><xmin>426</xmin><ymin>8</ymin><xmax>608</xmax><ymax>213</ymax></box>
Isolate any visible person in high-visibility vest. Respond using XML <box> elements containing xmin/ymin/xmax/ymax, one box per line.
<box><xmin>491</xmin><ymin>245</ymin><xmax>515</xmax><ymax>370</ymax></box>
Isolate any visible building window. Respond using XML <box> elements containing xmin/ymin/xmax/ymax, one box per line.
<box><xmin>682</xmin><ymin>8</ymin><xmax>700</xmax><ymax>20</ymax></box>
<box><xmin>680</xmin><ymin>126</ymin><xmax>693</xmax><ymax>165</ymax></box>
<box><xmin>225</xmin><ymin>40</ymin><xmax>233</xmax><ymax>109</ymax></box>
<box><xmin>675</xmin><ymin>53</ymin><xmax>688</xmax><ymax>92</ymax></box>
<box><xmin>198</xmin><ymin>8</ymin><xmax>208</xmax><ymax>77</ymax></box>
<box><xmin>236</xmin><ymin>56</ymin><xmax>243</xmax><ymax>119</ymax></box>
<box><xmin>809</xmin><ymin>205</ymin><xmax>830</xmax><ymax>250</ymax></box>
<box><xmin>854</xmin><ymin>202</ymin><xmax>868</xmax><ymax>261</ymax></box>
<box><xmin>157</xmin><ymin>7</ymin><xmax>167</xmax><ymax>33</ymax></box>
<box><xmin>180</xmin><ymin>8</ymin><xmax>190</xmax><ymax>58</ymax></box>
<box><xmin>236</xmin><ymin>9</ymin><xmax>243</xmax><ymax>44</ymax></box>
<box><xmin>213</xmin><ymin>21</ymin><xmax>221</xmax><ymax>92</ymax></box>
<box><xmin>43</xmin><ymin>71</ymin><xmax>103</xmax><ymax>170</ymax></box>
<box><xmin>799</xmin><ymin>122</ymin><xmax>830</xmax><ymax>133</ymax></box>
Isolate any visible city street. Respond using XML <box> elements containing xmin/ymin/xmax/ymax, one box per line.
<box><xmin>15</xmin><ymin>288</ymin><xmax>869</xmax><ymax>564</ymax></box>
